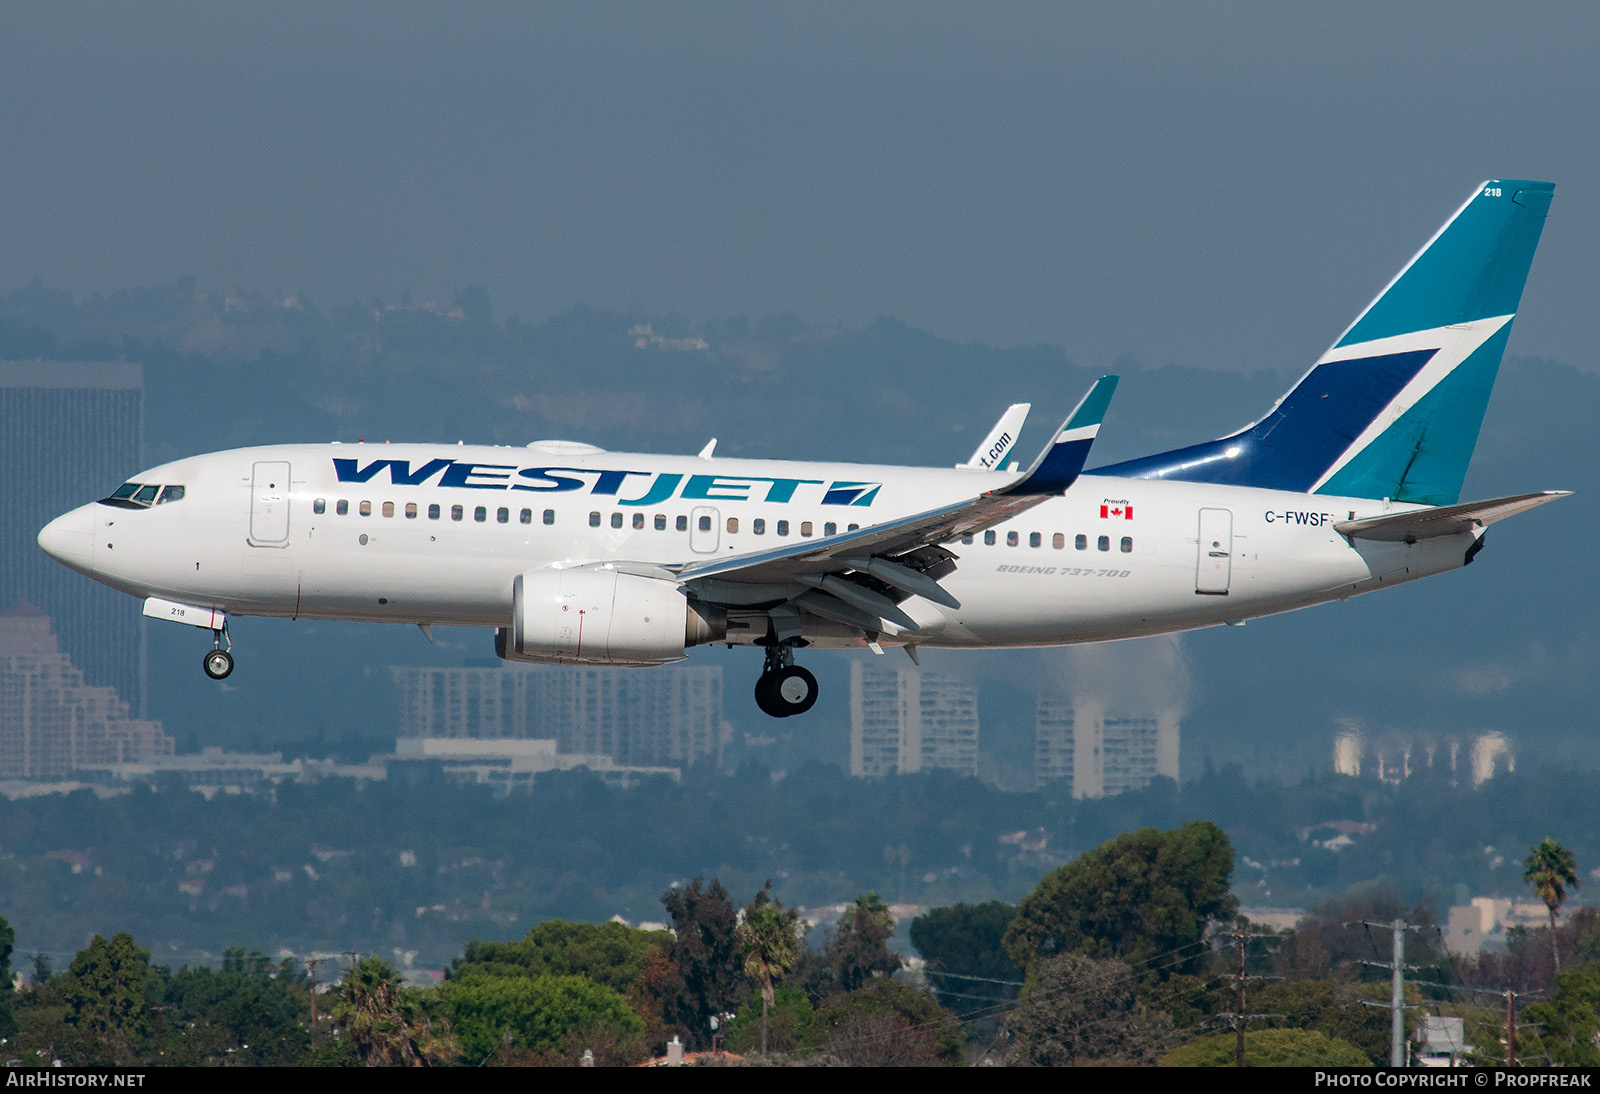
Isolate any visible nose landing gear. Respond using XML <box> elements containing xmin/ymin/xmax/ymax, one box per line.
<box><xmin>202</xmin><ymin>626</ymin><xmax>234</xmax><ymax>680</ymax></box>
<box><xmin>754</xmin><ymin>642</ymin><xmax>817</xmax><ymax>718</ymax></box>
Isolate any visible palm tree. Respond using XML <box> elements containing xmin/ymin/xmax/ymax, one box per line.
<box><xmin>1524</xmin><ymin>837</ymin><xmax>1580</xmax><ymax>974</ymax></box>
<box><xmin>737</xmin><ymin>903</ymin><xmax>800</xmax><ymax>1055</ymax></box>
<box><xmin>330</xmin><ymin>956</ymin><xmax>456</xmax><ymax>1066</ymax></box>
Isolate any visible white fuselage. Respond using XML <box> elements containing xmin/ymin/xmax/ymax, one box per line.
<box><xmin>41</xmin><ymin>441</ymin><xmax>1473</xmax><ymax>651</ymax></box>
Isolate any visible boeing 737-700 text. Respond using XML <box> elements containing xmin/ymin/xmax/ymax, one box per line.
<box><xmin>38</xmin><ymin>180</ymin><xmax>1569</xmax><ymax>717</ymax></box>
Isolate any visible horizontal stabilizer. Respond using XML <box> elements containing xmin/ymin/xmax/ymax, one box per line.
<box><xmin>1334</xmin><ymin>491</ymin><xmax>1570</xmax><ymax>542</ymax></box>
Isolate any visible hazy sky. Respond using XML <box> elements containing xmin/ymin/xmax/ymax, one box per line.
<box><xmin>4</xmin><ymin>2</ymin><xmax>1597</xmax><ymax>374</ymax></box>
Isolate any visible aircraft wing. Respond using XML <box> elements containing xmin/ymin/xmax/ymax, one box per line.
<box><xmin>1334</xmin><ymin>490</ymin><xmax>1571</xmax><ymax>542</ymax></box>
<box><xmin>668</xmin><ymin>376</ymin><xmax>1117</xmax><ymax>620</ymax></box>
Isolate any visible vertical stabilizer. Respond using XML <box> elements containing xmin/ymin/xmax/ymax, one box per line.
<box><xmin>1098</xmin><ymin>181</ymin><xmax>1554</xmax><ymax>504</ymax></box>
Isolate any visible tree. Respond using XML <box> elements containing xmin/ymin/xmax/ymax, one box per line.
<box><xmin>827</xmin><ymin>892</ymin><xmax>902</xmax><ymax>993</ymax></box>
<box><xmin>329</xmin><ymin>956</ymin><xmax>456</xmax><ymax>1066</ymax></box>
<box><xmin>1521</xmin><ymin>965</ymin><xmax>1600</xmax><ymax>1067</ymax></box>
<box><xmin>1525</xmin><ymin>837</ymin><xmax>1581</xmax><ymax>973</ymax></box>
<box><xmin>438</xmin><ymin>973</ymin><xmax>644</xmax><ymax>1064</ymax></box>
<box><xmin>726</xmin><ymin>985</ymin><xmax>813</xmax><ymax>1056</ymax></box>
<box><xmin>1163</xmin><ymin>1029</ymin><xmax>1372</xmax><ymax>1067</ymax></box>
<box><xmin>909</xmin><ymin>901</ymin><xmax>1021</xmax><ymax>1017</ymax></box>
<box><xmin>0</xmin><ymin>917</ymin><xmax>15</xmax><ymax>1039</ymax></box>
<box><xmin>803</xmin><ymin>979</ymin><xmax>963</xmax><ymax>1066</ymax></box>
<box><xmin>1004</xmin><ymin>821</ymin><xmax>1236</xmax><ymax>980</ymax></box>
<box><xmin>1003</xmin><ymin>954</ymin><xmax>1175</xmax><ymax>1066</ymax></box>
<box><xmin>449</xmin><ymin>920</ymin><xmax>669</xmax><ymax>996</ymax></box>
<box><xmin>60</xmin><ymin>933</ymin><xmax>155</xmax><ymax>1065</ymax></box>
<box><xmin>737</xmin><ymin>901</ymin><xmax>800</xmax><ymax>1054</ymax></box>
<box><xmin>660</xmin><ymin>878</ymin><xmax>743</xmax><ymax>1047</ymax></box>
<box><xmin>158</xmin><ymin>949</ymin><xmax>311</xmax><ymax>1066</ymax></box>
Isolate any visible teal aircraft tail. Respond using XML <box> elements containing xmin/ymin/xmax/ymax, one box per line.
<box><xmin>1099</xmin><ymin>180</ymin><xmax>1555</xmax><ymax>505</ymax></box>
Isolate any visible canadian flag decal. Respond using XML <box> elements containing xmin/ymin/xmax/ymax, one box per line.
<box><xmin>1100</xmin><ymin>501</ymin><xmax>1134</xmax><ymax>520</ymax></box>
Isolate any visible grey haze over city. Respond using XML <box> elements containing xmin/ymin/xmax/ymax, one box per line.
<box><xmin>5</xmin><ymin>2</ymin><xmax>1600</xmax><ymax>780</ymax></box>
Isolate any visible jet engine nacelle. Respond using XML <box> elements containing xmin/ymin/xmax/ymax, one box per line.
<box><xmin>495</xmin><ymin>567</ymin><xmax>725</xmax><ymax>666</ymax></box>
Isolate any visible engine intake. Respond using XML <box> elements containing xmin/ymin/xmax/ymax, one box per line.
<box><xmin>495</xmin><ymin>568</ymin><xmax>725</xmax><ymax>666</ymax></box>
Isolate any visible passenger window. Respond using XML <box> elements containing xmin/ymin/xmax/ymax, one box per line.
<box><xmin>610</xmin><ymin>512</ymin><xmax>623</xmax><ymax>529</ymax></box>
<box><xmin>134</xmin><ymin>484</ymin><xmax>160</xmax><ymax>505</ymax></box>
<box><xmin>655</xmin><ymin>514</ymin><xmax>666</xmax><ymax>531</ymax></box>
<box><xmin>698</xmin><ymin>515</ymin><xmax>712</xmax><ymax>532</ymax></box>
<box><xmin>1075</xmin><ymin>534</ymin><xmax>1087</xmax><ymax>550</ymax></box>
<box><xmin>589</xmin><ymin>512</ymin><xmax>601</xmax><ymax>527</ymax></box>
<box><xmin>1098</xmin><ymin>535</ymin><xmax>1110</xmax><ymax>552</ymax></box>
<box><xmin>777</xmin><ymin>520</ymin><xmax>790</xmax><ymax>536</ymax></box>
<box><xmin>753</xmin><ymin>519</ymin><xmax>766</xmax><ymax>535</ymax></box>
<box><xmin>520</xmin><ymin>508</ymin><xmax>532</xmax><ymax>524</ymax></box>
<box><xmin>848</xmin><ymin>523</ymin><xmax>859</xmax><ymax>531</ymax></box>
<box><xmin>727</xmin><ymin>517</ymin><xmax>740</xmax><ymax>534</ymax></box>
<box><xmin>543</xmin><ymin>509</ymin><xmax>555</xmax><ymax>525</ymax></box>
<box><xmin>405</xmin><ymin>503</ymin><xmax>418</xmax><ymax>519</ymax></box>
<box><xmin>677</xmin><ymin>515</ymin><xmax>688</xmax><ymax>532</ymax></box>
<box><xmin>983</xmin><ymin>531</ymin><xmax>996</xmax><ymax>546</ymax></box>
<box><xmin>359</xmin><ymin>501</ymin><xmax>372</xmax><ymax>517</ymax></box>
<box><xmin>337</xmin><ymin>500</ymin><xmax>349</xmax><ymax>516</ymax></box>
<box><xmin>633</xmin><ymin>513</ymin><xmax>644</xmax><ymax>529</ymax></box>
<box><xmin>497</xmin><ymin>507</ymin><xmax>509</xmax><ymax>524</ymax></box>
<box><xmin>801</xmin><ymin>521</ymin><xmax>813</xmax><ymax>537</ymax></box>
<box><xmin>1029</xmin><ymin>532</ymin><xmax>1041</xmax><ymax>548</ymax></box>
<box><xmin>1007</xmin><ymin>531</ymin><xmax>1019</xmax><ymax>547</ymax></box>
<box><xmin>1121</xmin><ymin>536</ymin><xmax>1133</xmax><ymax>553</ymax></box>
<box><xmin>474</xmin><ymin>506</ymin><xmax>487</xmax><ymax>522</ymax></box>
<box><xmin>157</xmin><ymin>485</ymin><xmax>186</xmax><ymax>505</ymax></box>
<box><xmin>1052</xmin><ymin>533</ymin><xmax>1064</xmax><ymax>549</ymax></box>
<box><xmin>382</xmin><ymin>501</ymin><xmax>395</xmax><ymax>518</ymax></box>
<box><xmin>428</xmin><ymin>504</ymin><xmax>440</xmax><ymax>520</ymax></box>
<box><xmin>960</xmin><ymin>535</ymin><xmax>973</xmax><ymax>545</ymax></box>
<box><xmin>314</xmin><ymin>498</ymin><xmax>326</xmax><ymax>515</ymax></box>
<box><xmin>451</xmin><ymin>505</ymin><xmax>464</xmax><ymax>521</ymax></box>
<box><xmin>824</xmin><ymin>522</ymin><xmax>837</xmax><ymax>536</ymax></box>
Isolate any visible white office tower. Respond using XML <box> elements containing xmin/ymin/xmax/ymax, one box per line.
<box><xmin>0</xmin><ymin>600</ymin><xmax>172</xmax><ymax>778</ymax></box>
<box><xmin>849</xmin><ymin>660</ymin><xmax>978</xmax><ymax>778</ymax></box>
<box><xmin>391</xmin><ymin>662</ymin><xmax>723</xmax><ymax>768</ymax></box>
<box><xmin>1035</xmin><ymin>698</ymin><xmax>1179</xmax><ymax>799</ymax></box>
<box><xmin>2</xmin><ymin>361</ymin><xmax>145</xmax><ymax>714</ymax></box>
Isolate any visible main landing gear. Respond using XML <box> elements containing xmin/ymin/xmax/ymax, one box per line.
<box><xmin>754</xmin><ymin>642</ymin><xmax>817</xmax><ymax>718</ymax></box>
<box><xmin>202</xmin><ymin>625</ymin><xmax>234</xmax><ymax>680</ymax></box>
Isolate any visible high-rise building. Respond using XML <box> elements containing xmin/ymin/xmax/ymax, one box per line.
<box><xmin>391</xmin><ymin>662</ymin><xmax>723</xmax><ymax>768</ymax></box>
<box><xmin>2</xmin><ymin>361</ymin><xmax>145</xmax><ymax>714</ymax></box>
<box><xmin>1035</xmin><ymin>698</ymin><xmax>1179</xmax><ymax>798</ymax></box>
<box><xmin>848</xmin><ymin>661</ymin><xmax>978</xmax><ymax>778</ymax></box>
<box><xmin>0</xmin><ymin>601</ymin><xmax>172</xmax><ymax>778</ymax></box>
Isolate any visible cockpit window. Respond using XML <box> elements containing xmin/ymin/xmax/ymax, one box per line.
<box><xmin>98</xmin><ymin>481</ymin><xmax>187</xmax><ymax>509</ymax></box>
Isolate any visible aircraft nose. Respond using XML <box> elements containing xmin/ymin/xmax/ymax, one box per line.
<box><xmin>38</xmin><ymin>506</ymin><xmax>96</xmax><ymax>572</ymax></box>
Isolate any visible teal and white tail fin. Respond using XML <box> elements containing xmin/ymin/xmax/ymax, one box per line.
<box><xmin>1100</xmin><ymin>180</ymin><xmax>1555</xmax><ymax>505</ymax></box>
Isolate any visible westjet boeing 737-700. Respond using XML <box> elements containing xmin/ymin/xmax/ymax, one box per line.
<box><xmin>38</xmin><ymin>180</ymin><xmax>1568</xmax><ymax>717</ymax></box>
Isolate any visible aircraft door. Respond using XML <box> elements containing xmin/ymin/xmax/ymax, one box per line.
<box><xmin>1195</xmin><ymin>508</ymin><xmax>1232</xmax><ymax>595</ymax></box>
<box><xmin>249</xmin><ymin>461</ymin><xmax>292</xmax><ymax>546</ymax></box>
<box><xmin>689</xmin><ymin>506</ymin><xmax>720</xmax><ymax>554</ymax></box>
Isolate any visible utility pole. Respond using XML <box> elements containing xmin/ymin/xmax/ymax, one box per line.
<box><xmin>1219</xmin><ymin>920</ymin><xmax>1279</xmax><ymax>1066</ymax></box>
<box><xmin>1505</xmin><ymin>989</ymin><xmax>1517</xmax><ymax>1067</ymax></box>
<box><xmin>1357</xmin><ymin>917</ymin><xmax>1426</xmax><ymax>1067</ymax></box>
